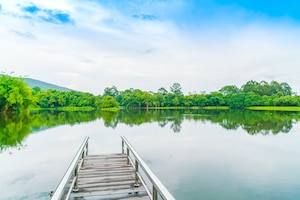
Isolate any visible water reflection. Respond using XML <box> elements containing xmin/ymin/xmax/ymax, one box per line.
<box><xmin>108</xmin><ymin>109</ymin><xmax>299</xmax><ymax>135</ymax></box>
<box><xmin>0</xmin><ymin>111</ymin><xmax>99</xmax><ymax>153</ymax></box>
<box><xmin>0</xmin><ymin>113</ymin><xmax>31</xmax><ymax>153</ymax></box>
<box><xmin>1</xmin><ymin>109</ymin><xmax>300</xmax><ymax>152</ymax></box>
<box><xmin>183</xmin><ymin>110</ymin><xmax>299</xmax><ymax>135</ymax></box>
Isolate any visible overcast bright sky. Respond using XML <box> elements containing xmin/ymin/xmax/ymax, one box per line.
<box><xmin>1</xmin><ymin>0</ymin><xmax>300</xmax><ymax>95</ymax></box>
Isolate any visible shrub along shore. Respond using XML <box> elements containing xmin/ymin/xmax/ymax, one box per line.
<box><xmin>247</xmin><ymin>106</ymin><xmax>300</xmax><ymax>111</ymax></box>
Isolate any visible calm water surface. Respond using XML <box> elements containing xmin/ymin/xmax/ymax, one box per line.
<box><xmin>1</xmin><ymin>110</ymin><xmax>300</xmax><ymax>200</ymax></box>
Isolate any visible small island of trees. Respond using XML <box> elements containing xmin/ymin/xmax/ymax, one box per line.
<box><xmin>1</xmin><ymin>73</ymin><xmax>300</xmax><ymax>114</ymax></box>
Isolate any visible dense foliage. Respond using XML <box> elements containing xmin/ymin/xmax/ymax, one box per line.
<box><xmin>34</xmin><ymin>89</ymin><xmax>98</xmax><ymax>108</ymax></box>
<box><xmin>0</xmin><ymin>74</ymin><xmax>33</xmax><ymax>113</ymax></box>
<box><xmin>0</xmin><ymin>75</ymin><xmax>120</xmax><ymax>113</ymax></box>
<box><xmin>1</xmin><ymin>76</ymin><xmax>300</xmax><ymax>113</ymax></box>
<box><xmin>105</xmin><ymin>81</ymin><xmax>299</xmax><ymax>109</ymax></box>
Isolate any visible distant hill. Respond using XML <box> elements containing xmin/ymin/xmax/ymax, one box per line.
<box><xmin>24</xmin><ymin>78</ymin><xmax>72</xmax><ymax>91</ymax></box>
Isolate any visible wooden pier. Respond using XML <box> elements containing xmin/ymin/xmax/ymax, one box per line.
<box><xmin>69</xmin><ymin>153</ymin><xmax>149</xmax><ymax>199</ymax></box>
<box><xmin>50</xmin><ymin>136</ymin><xmax>175</xmax><ymax>200</ymax></box>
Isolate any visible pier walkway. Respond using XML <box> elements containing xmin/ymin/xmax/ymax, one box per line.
<box><xmin>50</xmin><ymin>136</ymin><xmax>175</xmax><ymax>200</ymax></box>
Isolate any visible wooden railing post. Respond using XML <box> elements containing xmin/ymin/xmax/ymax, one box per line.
<box><xmin>122</xmin><ymin>140</ymin><xmax>124</xmax><ymax>154</ymax></box>
<box><xmin>134</xmin><ymin>159</ymin><xmax>140</xmax><ymax>187</ymax></box>
<box><xmin>126</xmin><ymin>147</ymin><xmax>130</xmax><ymax>165</ymax></box>
<box><xmin>73</xmin><ymin>165</ymin><xmax>79</xmax><ymax>192</ymax></box>
<box><xmin>81</xmin><ymin>142</ymin><xmax>88</xmax><ymax>168</ymax></box>
<box><xmin>153</xmin><ymin>186</ymin><xmax>158</xmax><ymax>200</ymax></box>
<box><xmin>86</xmin><ymin>142</ymin><xmax>88</xmax><ymax>156</ymax></box>
<box><xmin>81</xmin><ymin>151</ymin><xmax>85</xmax><ymax>167</ymax></box>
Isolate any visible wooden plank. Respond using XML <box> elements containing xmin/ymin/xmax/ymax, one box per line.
<box><xmin>87</xmin><ymin>153</ymin><xmax>125</xmax><ymax>157</ymax></box>
<box><xmin>78</xmin><ymin>171</ymin><xmax>135</xmax><ymax>178</ymax></box>
<box><xmin>79</xmin><ymin>168</ymin><xmax>134</xmax><ymax>174</ymax></box>
<box><xmin>84</xmin><ymin>158</ymin><xmax>127</xmax><ymax>162</ymax></box>
<box><xmin>85</xmin><ymin>159</ymin><xmax>127</xmax><ymax>162</ymax></box>
<box><xmin>70</xmin><ymin>192</ymin><xmax>149</xmax><ymax>200</ymax></box>
<box><xmin>121</xmin><ymin>196</ymin><xmax>150</xmax><ymax>200</ymax></box>
<box><xmin>74</xmin><ymin>179</ymin><xmax>136</xmax><ymax>188</ymax></box>
<box><xmin>74</xmin><ymin>184</ymin><xmax>144</xmax><ymax>192</ymax></box>
<box><xmin>82</xmin><ymin>161</ymin><xmax>128</xmax><ymax>166</ymax></box>
<box><xmin>85</xmin><ymin>155</ymin><xmax>127</xmax><ymax>160</ymax></box>
<box><xmin>84</xmin><ymin>154</ymin><xmax>127</xmax><ymax>160</ymax></box>
<box><xmin>78</xmin><ymin>173</ymin><xmax>136</xmax><ymax>180</ymax></box>
<box><xmin>83</xmin><ymin>164</ymin><xmax>128</xmax><ymax>169</ymax></box>
<box><xmin>78</xmin><ymin>175</ymin><xmax>136</xmax><ymax>184</ymax></box>
<box><xmin>70</xmin><ymin>186</ymin><xmax>147</xmax><ymax>198</ymax></box>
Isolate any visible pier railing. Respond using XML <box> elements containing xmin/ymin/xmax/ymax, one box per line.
<box><xmin>50</xmin><ymin>136</ymin><xmax>89</xmax><ymax>200</ymax></box>
<box><xmin>121</xmin><ymin>136</ymin><xmax>175</xmax><ymax>200</ymax></box>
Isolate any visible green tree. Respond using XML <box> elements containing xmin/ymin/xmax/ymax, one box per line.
<box><xmin>243</xmin><ymin>92</ymin><xmax>264</xmax><ymax>106</ymax></box>
<box><xmin>158</xmin><ymin>87</ymin><xmax>168</xmax><ymax>95</ymax></box>
<box><xmin>228</xmin><ymin>93</ymin><xmax>246</xmax><ymax>109</ymax></box>
<box><xmin>153</xmin><ymin>93</ymin><xmax>165</xmax><ymax>107</ymax></box>
<box><xmin>103</xmin><ymin>86</ymin><xmax>119</xmax><ymax>97</ymax></box>
<box><xmin>142</xmin><ymin>91</ymin><xmax>152</xmax><ymax>110</ymax></box>
<box><xmin>219</xmin><ymin>85</ymin><xmax>239</xmax><ymax>96</ymax></box>
<box><xmin>183</xmin><ymin>95</ymin><xmax>194</xmax><ymax>107</ymax></box>
<box><xmin>241</xmin><ymin>80</ymin><xmax>293</xmax><ymax>97</ymax></box>
<box><xmin>206</xmin><ymin>92</ymin><xmax>225</xmax><ymax>106</ymax></box>
<box><xmin>0</xmin><ymin>75</ymin><xmax>33</xmax><ymax>113</ymax></box>
<box><xmin>98</xmin><ymin>96</ymin><xmax>119</xmax><ymax>109</ymax></box>
<box><xmin>241</xmin><ymin>80</ymin><xmax>260</xmax><ymax>94</ymax></box>
<box><xmin>280</xmin><ymin>82</ymin><xmax>292</xmax><ymax>96</ymax></box>
<box><xmin>172</xmin><ymin>96</ymin><xmax>180</xmax><ymax>106</ymax></box>
<box><xmin>170</xmin><ymin>83</ymin><xmax>183</xmax><ymax>96</ymax></box>
<box><xmin>32</xmin><ymin>86</ymin><xmax>41</xmax><ymax>95</ymax></box>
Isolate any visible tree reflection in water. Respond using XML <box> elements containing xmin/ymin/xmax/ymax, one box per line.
<box><xmin>0</xmin><ymin>113</ymin><xmax>31</xmax><ymax>153</ymax></box>
<box><xmin>1</xmin><ymin>109</ymin><xmax>300</xmax><ymax>152</ymax></box>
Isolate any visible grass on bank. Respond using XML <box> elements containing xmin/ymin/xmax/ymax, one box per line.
<box><xmin>247</xmin><ymin>106</ymin><xmax>300</xmax><ymax>111</ymax></box>
<box><xmin>30</xmin><ymin>106</ymin><xmax>120</xmax><ymax>112</ymax></box>
<box><xmin>202</xmin><ymin>106</ymin><xmax>229</xmax><ymax>110</ymax></box>
<box><xmin>29</xmin><ymin>106</ymin><xmax>300</xmax><ymax>112</ymax></box>
<box><xmin>148</xmin><ymin>106</ymin><xmax>229</xmax><ymax>110</ymax></box>
<box><xmin>148</xmin><ymin>106</ymin><xmax>300</xmax><ymax>111</ymax></box>
<box><xmin>30</xmin><ymin>106</ymin><xmax>96</xmax><ymax>112</ymax></box>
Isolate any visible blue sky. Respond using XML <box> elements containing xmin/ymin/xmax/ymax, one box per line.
<box><xmin>1</xmin><ymin>0</ymin><xmax>300</xmax><ymax>94</ymax></box>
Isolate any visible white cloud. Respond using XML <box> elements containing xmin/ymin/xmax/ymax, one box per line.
<box><xmin>1</xmin><ymin>0</ymin><xmax>300</xmax><ymax>95</ymax></box>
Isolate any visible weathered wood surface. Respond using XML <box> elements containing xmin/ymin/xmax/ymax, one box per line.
<box><xmin>69</xmin><ymin>153</ymin><xmax>150</xmax><ymax>200</ymax></box>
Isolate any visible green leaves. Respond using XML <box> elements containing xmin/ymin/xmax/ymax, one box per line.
<box><xmin>0</xmin><ymin>75</ymin><xmax>33</xmax><ymax>113</ymax></box>
<box><xmin>98</xmin><ymin>96</ymin><xmax>119</xmax><ymax>109</ymax></box>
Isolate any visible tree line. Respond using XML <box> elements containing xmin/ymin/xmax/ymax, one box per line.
<box><xmin>0</xmin><ymin>74</ymin><xmax>119</xmax><ymax>113</ymax></box>
<box><xmin>32</xmin><ymin>87</ymin><xmax>120</xmax><ymax>111</ymax></box>
<box><xmin>1</xmin><ymin>74</ymin><xmax>299</xmax><ymax>113</ymax></box>
<box><xmin>104</xmin><ymin>80</ymin><xmax>298</xmax><ymax>109</ymax></box>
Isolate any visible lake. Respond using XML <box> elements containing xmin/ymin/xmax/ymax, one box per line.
<box><xmin>1</xmin><ymin>110</ymin><xmax>300</xmax><ymax>200</ymax></box>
